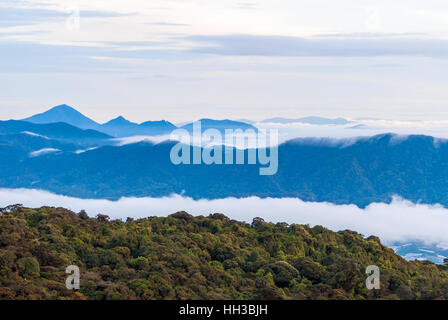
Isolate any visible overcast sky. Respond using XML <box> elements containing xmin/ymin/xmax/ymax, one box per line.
<box><xmin>2</xmin><ymin>0</ymin><xmax>448</xmax><ymax>122</ymax></box>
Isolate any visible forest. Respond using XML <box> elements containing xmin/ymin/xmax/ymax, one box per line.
<box><xmin>1</xmin><ymin>204</ymin><xmax>447</xmax><ymax>300</ymax></box>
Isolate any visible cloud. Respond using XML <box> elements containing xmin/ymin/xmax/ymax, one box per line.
<box><xmin>0</xmin><ymin>38</ymin><xmax>196</xmax><ymax>74</ymax></box>
<box><xmin>21</xmin><ymin>131</ymin><xmax>49</xmax><ymax>139</ymax></box>
<box><xmin>255</xmin><ymin>119</ymin><xmax>448</xmax><ymax>142</ymax></box>
<box><xmin>187</xmin><ymin>34</ymin><xmax>448</xmax><ymax>58</ymax></box>
<box><xmin>0</xmin><ymin>41</ymin><xmax>181</xmax><ymax>74</ymax></box>
<box><xmin>29</xmin><ymin>148</ymin><xmax>60</xmax><ymax>157</ymax></box>
<box><xmin>74</xmin><ymin>147</ymin><xmax>98</xmax><ymax>154</ymax></box>
<box><xmin>312</xmin><ymin>32</ymin><xmax>427</xmax><ymax>39</ymax></box>
<box><xmin>0</xmin><ymin>6</ymin><xmax>132</xmax><ymax>27</ymax></box>
<box><xmin>112</xmin><ymin>135</ymin><xmax>172</xmax><ymax>146</ymax></box>
<box><xmin>2</xmin><ymin>188</ymin><xmax>448</xmax><ymax>248</ymax></box>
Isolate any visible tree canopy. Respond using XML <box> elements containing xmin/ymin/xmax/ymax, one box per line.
<box><xmin>1</xmin><ymin>206</ymin><xmax>447</xmax><ymax>300</ymax></box>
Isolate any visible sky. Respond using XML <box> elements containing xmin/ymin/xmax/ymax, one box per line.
<box><xmin>2</xmin><ymin>0</ymin><xmax>448</xmax><ymax>122</ymax></box>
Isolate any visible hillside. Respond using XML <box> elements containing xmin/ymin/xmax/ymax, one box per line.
<box><xmin>2</xmin><ymin>134</ymin><xmax>448</xmax><ymax>208</ymax></box>
<box><xmin>100</xmin><ymin>116</ymin><xmax>177</xmax><ymax>137</ymax></box>
<box><xmin>0</xmin><ymin>120</ymin><xmax>111</xmax><ymax>146</ymax></box>
<box><xmin>0</xmin><ymin>205</ymin><xmax>447</xmax><ymax>300</ymax></box>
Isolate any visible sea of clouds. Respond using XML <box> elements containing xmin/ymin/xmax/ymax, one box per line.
<box><xmin>255</xmin><ymin>119</ymin><xmax>448</xmax><ymax>142</ymax></box>
<box><xmin>2</xmin><ymin>188</ymin><xmax>448</xmax><ymax>250</ymax></box>
<box><xmin>110</xmin><ymin>119</ymin><xmax>448</xmax><ymax>149</ymax></box>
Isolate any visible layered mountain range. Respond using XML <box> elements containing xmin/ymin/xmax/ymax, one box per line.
<box><xmin>1</xmin><ymin>105</ymin><xmax>448</xmax><ymax>208</ymax></box>
<box><xmin>0</xmin><ymin>104</ymin><xmax>445</xmax><ymax>208</ymax></box>
<box><xmin>4</xmin><ymin>104</ymin><xmax>448</xmax><ymax>263</ymax></box>
<box><xmin>21</xmin><ymin>104</ymin><xmax>257</xmax><ymax>137</ymax></box>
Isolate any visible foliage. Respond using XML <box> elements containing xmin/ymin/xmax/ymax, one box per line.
<box><xmin>1</xmin><ymin>206</ymin><xmax>448</xmax><ymax>300</ymax></box>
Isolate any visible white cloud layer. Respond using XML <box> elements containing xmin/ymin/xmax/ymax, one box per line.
<box><xmin>107</xmin><ymin>118</ymin><xmax>448</xmax><ymax>148</ymax></box>
<box><xmin>2</xmin><ymin>188</ymin><xmax>448</xmax><ymax>249</ymax></box>
<box><xmin>255</xmin><ymin>119</ymin><xmax>448</xmax><ymax>141</ymax></box>
<box><xmin>29</xmin><ymin>148</ymin><xmax>60</xmax><ymax>157</ymax></box>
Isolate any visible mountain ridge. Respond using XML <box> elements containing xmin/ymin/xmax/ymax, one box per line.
<box><xmin>23</xmin><ymin>104</ymin><xmax>101</xmax><ymax>130</ymax></box>
<box><xmin>0</xmin><ymin>120</ymin><xmax>111</xmax><ymax>146</ymax></box>
<box><xmin>1</xmin><ymin>133</ymin><xmax>447</xmax><ymax>208</ymax></box>
<box><xmin>23</xmin><ymin>105</ymin><xmax>178</xmax><ymax>137</ymax></box>
<box><xmin>22</xmin><ymin>105</ymin><xmax>261</xmax><ymax>137</ymax></box>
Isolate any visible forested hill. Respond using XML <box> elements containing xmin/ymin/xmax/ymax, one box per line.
<box><xmin>1</xmin><ymin>205</ymin><xmax>448</xmax><ymax>300</ymax></box>
<box><xmin>4</xmin><ymin>133</ymin><xmax>448</xmax><ymax>208</ymax></box>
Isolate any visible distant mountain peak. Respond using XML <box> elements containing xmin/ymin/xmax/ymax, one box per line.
<box><xmin>99</xmin><ymin>117</ymin><xmax>177</xmax><ymax>137</ymax></box>
<box><xmin>23</xmin><ymin>104</ymin><xmax>100</xmax><ymax>130</ymax></box>
<box><xmin>140</xmin><ymin>120</ymin><xmax>176</xmax><ymax>128</ymax></box>
<box><xmin>52</xmin><ymin>104</ymin><xmax>75</xmax><ymax>110</ymax></box>
<box><xmin>32</xmin><ymin>104</ymin><xmax>81</xmax><ymax>115</ymax></box>
<box><xmin>104</xmin><ymin>116</ymin><xmax>133</xmax><ymax>126</ymax></box>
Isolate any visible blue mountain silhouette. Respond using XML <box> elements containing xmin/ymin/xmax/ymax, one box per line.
<box><xmin>0</xmin><ymin>120</ymin><xmax>111</xmax><ymax>145</ymax></box>
<box><xmin>1</xmin><ymin>133</ymin><xmax>448</xmax><ymax>209</ymax></box>
<box><xmin>100</xmin><ymin>116</ymin><xmax>177</xmax><ymax>137</ymax></box>
<box><xmin>23</xmin><ymin>105</ymin><xmax>257</xmax><ymax>137</ymax></box>
<box><xmin>23</xmin><ymin>104</ymin><xmax>101</xmax><ymax>130</ymax></box>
